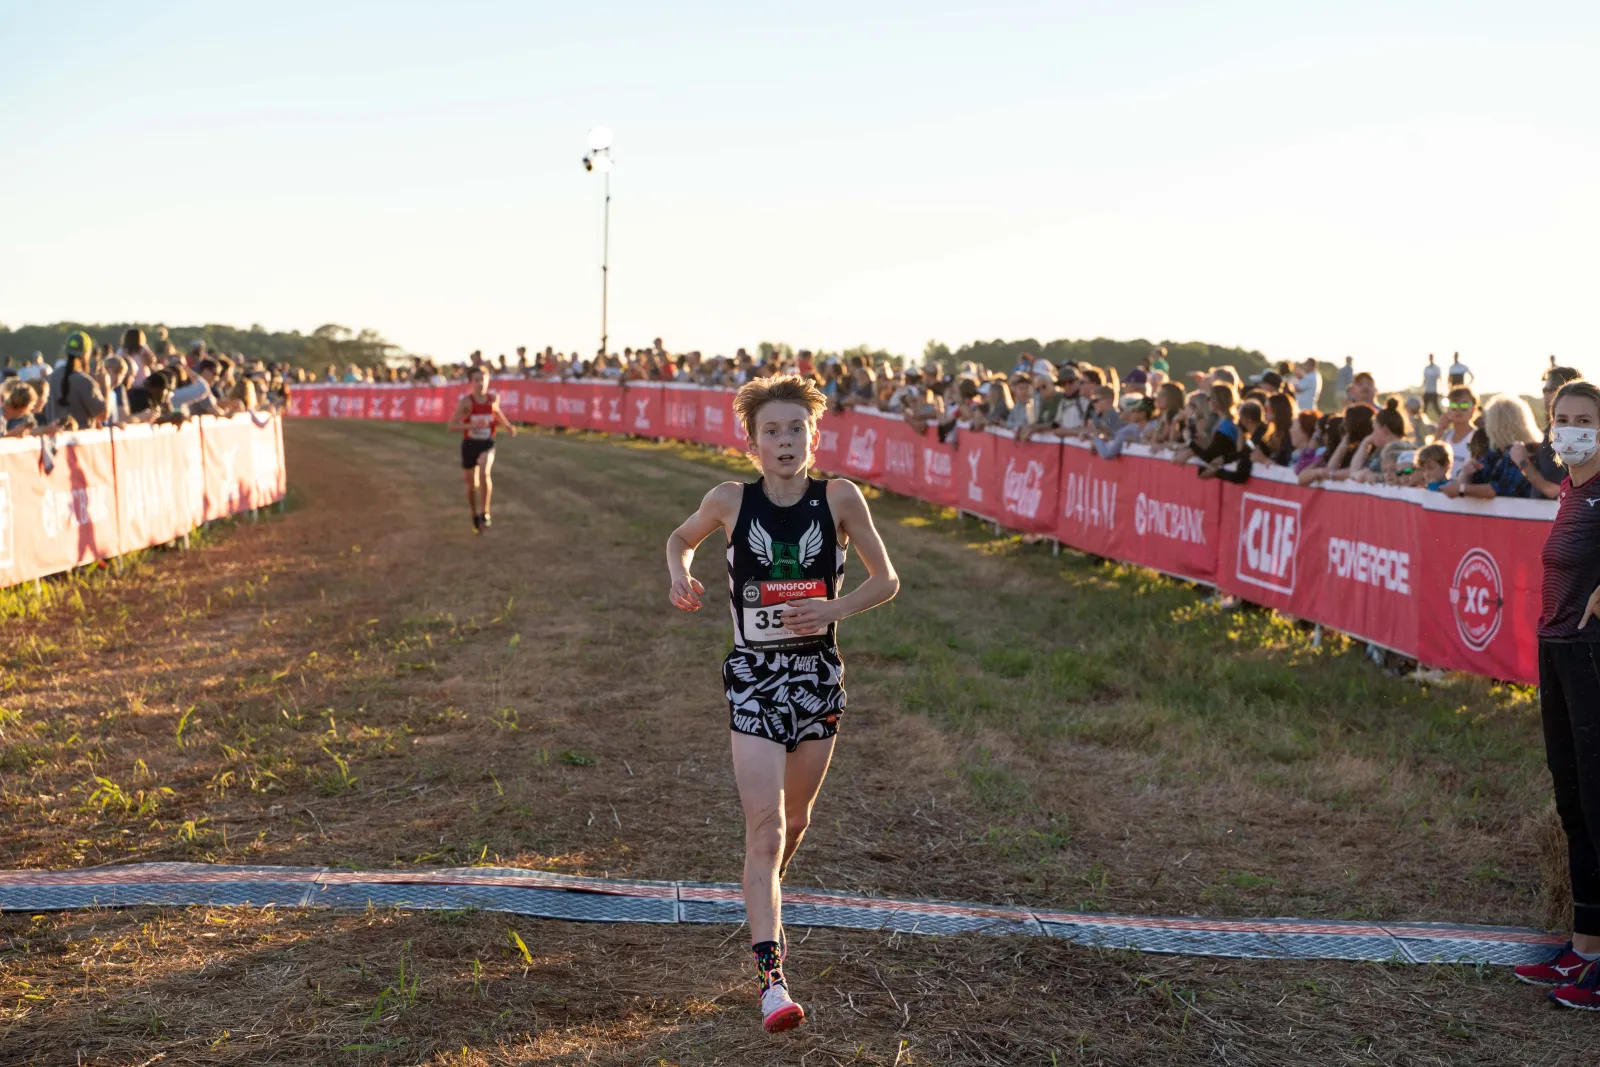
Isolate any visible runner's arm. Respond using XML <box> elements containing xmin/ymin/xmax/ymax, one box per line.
<box><xmin>492</xmin><ymin>398</ymin><xmax>518</xmax><ymax>436</ymax></box>
<box><xmin>445</xmin><ymin>396</ymin><xmax>472</xmax><ymax>432</ymax></box>
<box><xmin>666</xmin><ymin>481</ymin><xmax>742</xmax><ymax>611</ymax></box>
<box><xmin>783</xmin><ymin>480</ymin><xmax>899</xmax><ymax>635</ymax></box>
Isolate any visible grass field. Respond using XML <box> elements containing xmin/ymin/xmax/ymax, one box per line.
<box><xmin>0</xmin><ymin>419</ymin><xmax>1580</xmax><ymax>1065</ymax></box>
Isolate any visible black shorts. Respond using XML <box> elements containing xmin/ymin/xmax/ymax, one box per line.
<box><xmin>723</xmin><ymin>646</ymin><xmax>846</xmax><ymax>751</ymax></box>
<box><xmin>461</xmin><ymin>438</ymin><xmax>495</xmax><ymax>469</ymax></box>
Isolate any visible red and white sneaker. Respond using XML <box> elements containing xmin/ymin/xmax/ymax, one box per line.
<box><xmin>1513</xmin><ymin>942</ymin><xmax>1595</xmax><ymax>987</ymax></box>
<box><xmin>761</xmin><ymin>983</ymin><xmax>805</xmax><ymax>1033</ymax></box>
<box><xmin>1550</xmin><ymin>963</ymin><xmax>1600</xmax><ymax>1011</ymax></box>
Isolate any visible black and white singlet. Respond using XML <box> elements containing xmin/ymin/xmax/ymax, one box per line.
<box><xmin>722</xmin><ymin>477</ymin><xmax>849</xmax><ymax>750</ymax></box>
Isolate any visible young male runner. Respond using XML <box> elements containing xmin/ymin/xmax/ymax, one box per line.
<box><xmin>447</xmin><ymin>364</ymin><xmax>516</xmax><ymax>531</ymax></box>
<box><xmin>665</xmin><ymin>375</ymin><xmax>900</xmax><ymax>1034</ymax></box>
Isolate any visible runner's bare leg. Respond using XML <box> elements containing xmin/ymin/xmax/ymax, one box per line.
<box><xmin>731</xmin><ymin>731</ymin><xmax>788</xmax><ymax>944</ymax></box>
<box><xmin>463</xmin><ymin>468</ymin><xmax>479</xmax><ymax>517</ymax></box>
<box><xmin>479</xmin><ymin>451</ymin><xmax>495</xmax><ymax>515</ymax></box>
<box><xmin>780</xmin><ymin>736</ymin><xmax>836</xmax><ymax>878</ymax></box>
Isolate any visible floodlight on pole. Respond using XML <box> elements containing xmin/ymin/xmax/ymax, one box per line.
<box><xmin>581</xmin><ymin>127</ymin><xmax>614</xmax><ymax>359</ymax></box>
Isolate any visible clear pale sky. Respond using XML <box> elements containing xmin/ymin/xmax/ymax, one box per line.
<box><xmin>2</xmin><ymin>1</ymin><xmax>1594</xmax><ymax>395</ymax></box>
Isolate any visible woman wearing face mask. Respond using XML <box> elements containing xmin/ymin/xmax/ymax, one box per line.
<box><xmin>1513</xmin><ymin>381</ymin><xmax>1600</xmax><ymax>1009</ymax></box>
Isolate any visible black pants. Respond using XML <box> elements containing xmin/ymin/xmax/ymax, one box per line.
<box><xmin>1541</xmin><ymin>640</ymin><xmax>1600</xmax><ymax>935</ymax></box>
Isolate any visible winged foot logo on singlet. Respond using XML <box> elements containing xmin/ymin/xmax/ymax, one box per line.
<box><xmin>749</xmin><ymin>519</ymin><xmax>822</xmax><ymax>579</ymax></box>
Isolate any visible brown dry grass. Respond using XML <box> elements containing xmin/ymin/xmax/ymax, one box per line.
<box><xmin>0</xmin><ymin>419</ymin><xmax>1577</xmax><ymax>1064</ymax></box>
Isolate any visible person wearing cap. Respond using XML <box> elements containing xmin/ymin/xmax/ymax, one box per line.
<box><xmin>56</xmin><ymin>340</ymin><xmax>109</xmax><ymax>429</ymax></box>
<box><xmin>1054</xmin><ymin>365</ymin><xmax>1092</xmax><ymax>433</ymax></box>
<box><xmin>1123</xmin><ymin>364</ymin><xmax>1150</xmax><ymax>396</ymax></box>
<box><xmin>1003</xmin><ymin>373</ymin><xmax>1035</xmax><ymax>432</ymax></box>
<box><xmin>1021</xmin><ymin>373</ymin><xmax>1064</xmax><ymax>443</ymax></box>
<box><xmin>46</xmin><ymin>332</ymin><xmax>95</xmax><ymax>424</ymax></box>
<box><xmin>1148</xmin><ymin>346</ymin><xmax>1170</xmax><ymax>375</ymax></box>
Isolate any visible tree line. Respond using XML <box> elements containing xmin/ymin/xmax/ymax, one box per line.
<box><xmin>0</xmin><ymin>322</ymin><xmax>399</xmax><ymax>372</ymax></box>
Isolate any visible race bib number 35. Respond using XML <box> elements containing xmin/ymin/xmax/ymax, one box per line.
<box><xmin>741</xmin><ymin>578</ymin><xmax>827</xmax><ymax>644</ymax></box>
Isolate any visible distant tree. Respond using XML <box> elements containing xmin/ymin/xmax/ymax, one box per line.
<box><xmin>0</xmin><ymin>321</ymin><xmax>405</xmax><ymax>371</ymax></box>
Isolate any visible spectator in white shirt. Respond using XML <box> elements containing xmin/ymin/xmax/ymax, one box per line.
<box><xmin>1294</xmin><ymin>359</ymin><xmax>1322</xmax><ymax>413</ymax></box>
<box><xmin>1447</xmin><ymin>352</ymin><xmax>1472</xmax><ymax>388</ymax></box>
<box><xmin>1420</xmin><ymin>353</ymin><xmax>1442</xmax><ymax>416</ymax></box>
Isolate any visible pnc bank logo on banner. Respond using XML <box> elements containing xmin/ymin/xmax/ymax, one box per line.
<box><xmin>845</xmin><ymin>427</ymin><xmax>878</xmax><ymax>471</ymax></box>
<box><xmin>0</xmin><ymin>472</ymin><xmax>13</xmax><ymax>570</ymax></box>
<box><xmin>1133</xmin><ymin>492</ymin><xmax>1206</xmax><ymax>544</ymax></box>
<box><xmin>885</xmin><ymin>439</ymin><xmax>915</xmax><ymax>478</ymax></box>
<box><xmin>1449</xmin><ymin>548</ymin><xmax>1504</xmax><ymax>652</ymax></box>
<box><xmin>1236</xmin><ymin>493</ymin><xmax>1299</xmax><ymax>594</ymax></box>
<box><xmin>922</xmin><ymin>447</ymin><xmax>952</xmax><ymax>488</ymax></box>
<box><xmin>965</xmin><ymin>447</ymin><xmax>985</xmax><ymax>503</ymax></box>
<box><xmin>1001</xmin><ymin>458</ymin><xmax>1046</xmax><ymax>519</ymax></box>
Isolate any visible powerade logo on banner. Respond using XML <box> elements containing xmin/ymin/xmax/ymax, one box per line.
<box><xmin>886</xmin><ymin>438</ymin><xmax>916</xmax><ymax>478</ymax></box>
<box><xmin>1449</xmin><ymin>548</ymin><xmax>1503</xmax><ymax>651</ymax></box>
<box><xmin>965</xmin><ymin>446</ymin><xmax>985</xmax><ymax>504</ymax></box>
<box><xmin>1002</xmin><ymin>458</ymin><xmax>1046</xmax><ymax>520</ymax></box>
<box><xmin>845</xmin><ymin>426</ymin><xmax>878</xmax><ymax>472</ymax></box>
<box><xmin>1327</xmin><ymin>538</ymin><xmax>1411</xmax><ymax>595</ymax></box>
<box><xmin>1236</xmin><ymin>493</ymin><xmax>1299</xmax><ymax>594</ymax></box>
<box><xmin>1133</xmin><ymin>492</ymin><xmax>1205</xmax><ymax>544</ymax></box>
<box><xmin>0</xmin><ymin>472</ymin><xmax>12</xmax><ymax>570</ymax></box>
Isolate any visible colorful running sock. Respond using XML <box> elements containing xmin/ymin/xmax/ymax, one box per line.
<box><xmin>752</xmin><ymin>940</ymin><xmax>784</xmax><ymax>993</ymax></box>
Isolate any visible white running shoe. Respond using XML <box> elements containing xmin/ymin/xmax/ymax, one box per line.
<box><xmin>760</xmin><ymin>982</ymin><xmax>805</xmax><ymax>1033</ymax></box>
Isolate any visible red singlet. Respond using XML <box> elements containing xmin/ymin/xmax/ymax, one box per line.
<box><xmin>464</xmin><ymin>393</ymin><xmax>497</xmax><ymax>441</ymax></box>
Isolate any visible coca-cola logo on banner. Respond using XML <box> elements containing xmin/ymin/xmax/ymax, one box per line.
<box><xmin>1236</xmin><ymin>492</ymin><xmax>1299</xmax><ymax>594</ymax></box>
<box><xmin>1134</xmin><ymin>491</ymin><xmax>1206</xmax><ymax>544</ymax></box>
<box><xmin>0</xmin><ymin>472</ymin><xmax>13</xmax><ymax>569</ymax></box>
<box><xmin>886</xmin><ymin>438</ymin><xmax>915</xmax><ymax>477</ymax></box>
<box><xmin>1062</xmin><ymin>470</ymin><xmax>1117</xmax><ymax>530</ymax></box>
<box><xmin>1002</xmin><ymin>457</ymin><xmax>1046</xmax><ymax>519</ymax></box>
<box><xmin>846</xmin><ymin>426</ymin><xmax>878</xmax><ymax>471</ymax></box>
<box><xmin>1448</xmin><ymin>547</ymin><xmax>1503</xmax><ymax>651</ymax></box>
<box><xmin>965</xmin><ymin>446</ymin><xmax>985</xmax><ymax>503</ymax></box>
<box><xmin>923</xmin><ymin>447</ymin><xmax>952</xmax><ymax>487</ymax></box>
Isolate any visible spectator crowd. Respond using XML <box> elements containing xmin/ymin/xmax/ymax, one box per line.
<box><xmin>2</xmin><ymin>327</ymin><xmax>291</xmax><ymax>439</ymax></box>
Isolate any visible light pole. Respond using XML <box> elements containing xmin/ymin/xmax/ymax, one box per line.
<box><xmin>582</xmin><ymin>126</ymin><xmax>614</xmax><ymax>360</ymax></box>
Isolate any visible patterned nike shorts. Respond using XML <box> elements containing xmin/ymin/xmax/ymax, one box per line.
<box><xmin>722</xmin><ymin>646</ymin><xmax>846</xmax><ymax>752</ymax></box>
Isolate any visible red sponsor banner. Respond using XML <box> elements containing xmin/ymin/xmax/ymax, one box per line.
<box><xmin>1112</xmin><ymin>447</ymin><xmax>1221</xmax><ymax>583</ymax></box>
<box><xmin>622</xmin><ymin>382</ymin><xmax>665</xmax><ymax>436</ymax></box>
<box><xmin>549</xmin><ymin>381</ymin><xmax>589</xmax><ymax>428</ymax></box>
<box><xmin>589</xmin><ymin>383</ymin><xmax>627</xmax><ymax>433</ymax></box>
<box><xmin>915</xmin><ymin>430</ymin><xmax>958</xmax><ymax>509</ymax></box>
<box><xmin>879</xmin><ymin>417</ymin><xmax>923</xmax><ymax>499</ymax></box>
<box><xmin>113</xmin><ymin>423</ymin><xmax>205</xmax><ymax>549</ymax></box>
<box><xmin>991</xmin><ymin>431</ymin><xmax>1061</xmax><ymax>535</ymax></box>
<box><xmin>662</xmin><ymin>384</ymin><xmax>701</xmax><ymax>442</ymax></box>
<box><xmin>840</xmin><ymin>411</ymin><xmax>887</xmax><ymax>484</ymax></box>
<box><xmin>1217</xmin><ymin>475</ymin><xmax>1308</xmax><ymax>614</ymax></box>
<box><xmin>1415</xmin><ymin>496</ymin><xmax>1546</xmax><ymax>686</ymax></box>
<box><xmin>198</xmin><ymin>413</ymin><xmax>286</xmax><ymax>520</ymax></box>
<box><xmin>0</xmin><ymin>430</ymin><xmax>122</xmax><ymax>584</ymax></box>
<box><xmin>957</xmin><ymin>427</ymin><xmax>999</xmax><ymax>520</ymax></box>
<box><xmin>812</xmin><ymin>410</ymin><xmax>848</xmax><ymax>473</ymax></box>
<box><xmin>1298</xmin><ymin>481</ymin><xmax>1421</xmax><ymax>654</ymax></box>
<box><xmin>1052</xmin><ymin>440</ymin><xmax>1121</xmax><ymax>555</ymax></box>
<box><xmin>700</xmin><ymin>389</ymin><xmax>740</xmax><ymax>450</ymax></box>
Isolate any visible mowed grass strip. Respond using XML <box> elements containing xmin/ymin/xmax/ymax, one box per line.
<box><xmin>0</xmin><ymin>421</ymin><xmax>1553</xmax><ymax>932</ymax></box>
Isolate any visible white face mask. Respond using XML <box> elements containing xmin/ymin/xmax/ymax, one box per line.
<box><xmin>1553</xmin><ymin>426</ymin><xmax>1599</xmax><ymax>466</ymax></box>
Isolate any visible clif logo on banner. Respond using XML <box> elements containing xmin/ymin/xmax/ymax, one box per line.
<box><xmin>1449</xmin><ymin>548</ymin><xmax>1504</xmax><ymax>652</ymax></box>
<box><xmin>1236</xmin><ymin>493</ymin><xmax>1299</xmax><ymax>594</ymax></box>
<box><xmin>1002</xmin><ymin>458</ymin><xmax>1046</xmax><ymax>519</ymax></box>
<box><xmin>846</xmin><ymin>427</ymin><xmax>878</xmax><ymax>471</ymax></box>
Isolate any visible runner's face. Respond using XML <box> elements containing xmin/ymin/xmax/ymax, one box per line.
<box><xmin>472</xmin><ymin>371</ymin><xmax>489</xmax><ymax>396</ymax></box>
<box><xmin>754</xmin><ymin>400</ymin><xmax>815</xmax><ymax>478</ymax></box>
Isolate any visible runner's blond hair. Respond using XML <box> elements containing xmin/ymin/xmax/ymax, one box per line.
<box><xmin>734</xmin><ymin>375</ymin><xmax>827</xmax><ymax>446</ymax></box>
